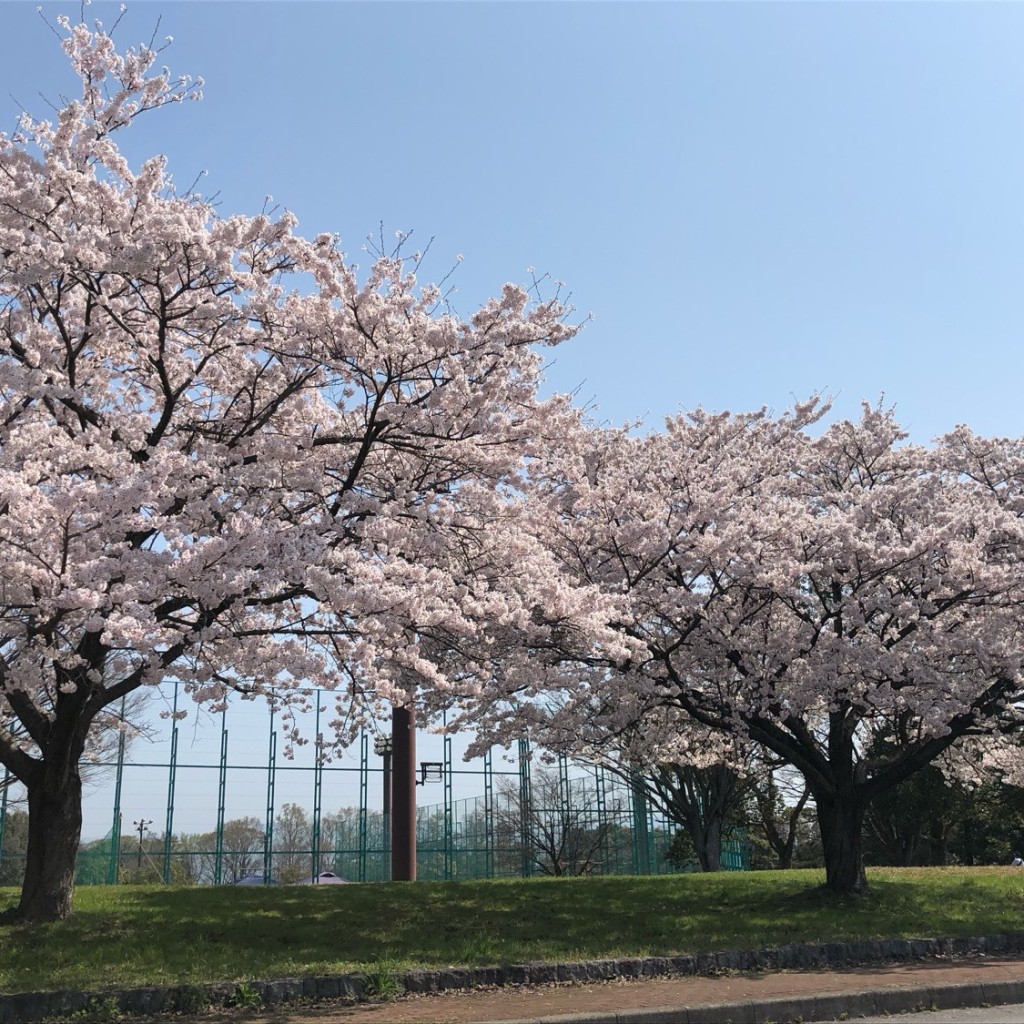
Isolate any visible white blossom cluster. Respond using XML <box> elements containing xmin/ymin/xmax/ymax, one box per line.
<box><xmin>0</xmin><ymin>21</ymin><xmax>622</xmax><ymax>917</ymax></box>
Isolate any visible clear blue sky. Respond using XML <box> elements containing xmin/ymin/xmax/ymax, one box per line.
<box><xmin>8</xmin><ymin>0</ymin><xmax>1024</xmax><ymax>837</ymax></box>
<box><xmin>8</xmin><ymin>0</ymin><xmax>1024</xmax><ymax>443</ymax></box>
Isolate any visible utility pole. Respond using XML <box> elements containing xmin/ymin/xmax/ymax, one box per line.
<box><xmin>391</xmin><ymin>706</ymin><xmax>416</xmax><ymax>881</ymax></box>
<box><xmin>133</xmin><ymin>818</ymin><xmax>152</xmax><ymax>870</ymax></box>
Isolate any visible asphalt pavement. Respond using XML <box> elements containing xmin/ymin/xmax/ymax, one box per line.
<box><xmin>839</xmin><ymin>1005</ymin><xmax>1024</xmax><ymax>1024</ymax></box>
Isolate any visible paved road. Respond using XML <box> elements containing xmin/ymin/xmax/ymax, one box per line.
<box><xmin>845</xmin><ymin>1003</ymin><xmax>1024</xmax><ymax>1023</ymax></box>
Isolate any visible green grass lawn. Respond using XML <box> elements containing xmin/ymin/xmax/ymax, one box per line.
<box><xmin>2</xmin><ymin>867</ymin><xmax>1023</xmax><ymax>994</ymax></box>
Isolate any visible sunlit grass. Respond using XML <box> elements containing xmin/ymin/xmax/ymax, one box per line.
<box><xmin>1</xmin><ymin>867</ymin><xmax>1022</xmax><ymax>993</ymax></box>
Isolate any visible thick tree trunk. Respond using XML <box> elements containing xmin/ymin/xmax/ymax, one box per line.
<box><xmin>695</xmin><ymin>815</ymin><xmax>723</xmax><ymax>872</ymax></box>
<box><xmin>816</xmin><ymin>795</ymin><xmax>868</xmax><ymax>894</ymax></box>
<box><xmin>17</xmin><ymin>770</ymin><xmax>83</xmax><ymax>922</ymax></box>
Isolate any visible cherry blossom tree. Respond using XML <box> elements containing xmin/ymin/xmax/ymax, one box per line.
<box><xmin>465</xmin><ymin>402</ymin><xmax>1024</xmax><ymax>894</ymax></box>
<box><xmin>0</xmin><ymin>20</ymin><xmax>611</xmax><ymax>921</ymax></box>
<box><xmin>0</xmin><ymin>688</ymin><xmax>151</xmax><ymax>802</ymax></box>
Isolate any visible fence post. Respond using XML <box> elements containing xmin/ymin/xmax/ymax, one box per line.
<box><xmin>108</xmin><ymin>696</ymin><xmax>127</xmax><ymax>884</ymax></box>
<box><xmin>358</xmin><ymin>732</ymin><xmax>369</xmax><ymax>882</ymax></box>
<box><xmin>630</xmin><ymin>771</ymin><xmax>651</xmax><ymax>876</ymax></box>
<box><xmin>594</xmin><ymin>764</ymin><xmax>610</xmax><ymax>873</ymax></box>
<box><xmin>483</xmin><ymin>749</ymin><xmax>494</xmax><ymax>879</ymax></box>
<box><xmin>312</xmin><ymin>695</ymin><xmax>323</xmax><ymax>879</ymax></box>
<box><xmin>443</xmin><ymin>717</ymin><xmax>453</xmax><ymax>881</ymax></box>
<box><xmin>162</xmin><ymin>683</ymin><xmax>179</xmax><ymax>883</ymax></box>
<box><xmin>647</xmin><ymin>790</ymin><xmax>658</xmax><ymax>874</ymax></box>
<box><xmin>263</xmin><ymin>704</ymin><xmax>277</xmax><ymax>884</ymax></box>
<box><xmin>214</xmin><ymin>709</ymin><xmax>228</xmax><ymax>884</ymax></box>
<box><xmin>518</xmin><ymin>738</ymin><xmax>533</xmax><ymax>878</ymax></box>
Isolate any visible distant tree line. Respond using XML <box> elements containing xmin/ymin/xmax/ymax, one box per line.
<box><xmin>647</xmin><ymin>757</ymin><xmax>1024</xmax><ymax>874</ymax></box>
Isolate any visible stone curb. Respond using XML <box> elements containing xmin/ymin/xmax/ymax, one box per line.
<box><xmin>5</xmin><ymin>932</ymin><xmax>1024</xmax><ymax>1023</ymax></box>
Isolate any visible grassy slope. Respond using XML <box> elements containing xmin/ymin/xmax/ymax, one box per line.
<box><xmin>2</xmin><ymin>868</ymin><xmax>1024</xmax><ymax>993</ymax></box>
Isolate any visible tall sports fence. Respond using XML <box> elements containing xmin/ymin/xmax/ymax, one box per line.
<box><xmin>0</xmin><ymin>684</ymin><xmax>749</xmax><ymax>885</ymax></box>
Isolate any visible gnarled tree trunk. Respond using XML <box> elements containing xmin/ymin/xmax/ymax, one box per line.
<box><xmin>815</xmin><ymin>793</ymin><xmax>867</xmax><ymax>894</ymax></box>
<box><xmin>17</xmin><ymin>766</ymin><xmax>83</xmax><ymax>922</ymax></box>
<box><xmin>694</xmin><ymin>812</ymin><xmax>724</xmax><ymax>872</ymax></box>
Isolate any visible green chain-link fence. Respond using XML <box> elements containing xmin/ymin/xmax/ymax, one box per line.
<box><xmin>0</xmin><ymin>685</ymin><xmax>750</xmax><ymax>886</ymax></box>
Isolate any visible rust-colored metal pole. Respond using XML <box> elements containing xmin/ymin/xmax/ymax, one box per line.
<box><xmin>391</xmin><ymin>705</ymin><xmax>417</xmax><ymax>881</ymax></box>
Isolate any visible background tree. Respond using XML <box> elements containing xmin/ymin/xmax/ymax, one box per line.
<box><xmin>494</xmin><ymin>768</ymin><xmax>622</xmax><ymax>877</ymax></box>
<box><xmin>639</xmin><ymin>762</ymin><xmax>745</xmax><ymax>872</ymax></box>
<box><xmin>272</xmin><ymin>803</ymin><xmax>313</xmax><ymax>883</ymax></box>
<box><xmin>594</xmin><ymin>717</ymin><xmax>753</xmax><ymax>873</ymax></box>
<box><xmin>189</xmin><ymin>817</ymin><xmax>265</xmax><ymax>884</ymax></box>
<box><xmin>858</xmin><ymin>724</ymin><xmax>973</xmax><ymax>867</ymax></box>
<box><xmin>115</xmin><ymin>827</ymin><xmax>186</xmax><ymax>884</ymax></box>
<box><xmin>862</xmin><ymin>762</ymin><xmax>966</xmax><ymax>866</ymax></box>
<box><xmin>856</xmin><ymin>734</ymin><xmax>1024</xmax><ymax>868</ymax></box>
<box><xmin>591</xmin><ymin>715</ymin><xmax>804</xmax><ymax>873</ymax></box>
<box><xmin>319</xmin><ymin>806</ymin><xmax>388</xmax><ymax>880</ymax></box>
<box><xmin>945</xmin><ymin>782</ymin><xmax>1024</xmax><ymax>866</ymax></box>
<box><xmin>744</xmin><ymin>762</ymin><xmax>813</xmax><ymax>870</ymax></box>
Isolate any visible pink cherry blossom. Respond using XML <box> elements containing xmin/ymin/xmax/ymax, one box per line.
<box><xmin>0</xmin><ymin>21</ymin><xmax>612</xmax><ymax>921</ymax></box>
<box><xmin>465</xmin><ymin>400</ymin><xmax>1024</xmax><ymax>893</ymax></box>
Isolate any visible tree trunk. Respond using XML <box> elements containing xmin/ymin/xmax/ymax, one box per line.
<box><xmin>648</xmin><ymin>762</ymin><xmax>740</xmax><ymax>874</ymax></box>
<box><xmin>901</xmin><ymin>833</ymin><xmax>920</xmax><ymax>866</ymax></box>
<box><xmin>777</xmin><ymin>841</ymin><xmax>794</xmax><ymax>870</ymax></box>
<box><xmin>816</xmin><ymin>795</ymin><xmax>868</xmax><ymax>894</ymax></box>
<box><xmin>778</xmin><ymin>791</ymin><xmax>809</xmax><ymax>870</ymax></box>
<box><xmin>929</xmin><ymin>817</ymin><xmax>949</xmax><ymax>866</ymax></box>
<box><xmin>695</xmin><ymin>815</ymin><xmax>723</xmax><ymax>872</ymax></box>
<box><xmin>17</xmin><ymin>769</ymin><xmax>83</xmax><ymax>922</ymax></box>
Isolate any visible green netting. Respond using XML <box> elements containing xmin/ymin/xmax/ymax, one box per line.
<box><xmin>0</xmin><ymin>701</ymin><xmax>751</xmax><ymax>886</ymax></box>
<box><xmin>76</xmin><ymin>831</ymin><xmax>118</xmax><ymax>885</ymax></box>
<box><xmin>0</xmin><ymin>797</ymin><xmax>748</xmax><ymax>888</ymax></box>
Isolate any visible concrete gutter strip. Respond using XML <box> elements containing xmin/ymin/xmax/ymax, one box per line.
<box><xmin>484</xmin><ymin>979</ymin><xmax>1024</xmax><ymax>1024</ymax></box>
<box><xmin>4</xmin><ymin>933</ymin><xmax>1024</xmax><ymax>1023</ymax></box>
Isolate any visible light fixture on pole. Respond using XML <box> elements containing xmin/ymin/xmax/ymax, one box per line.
<box><xmin>416</xmin><ymin>762</ymin><xmax>444</xmax><ymax>786</ymax></box>
<box><xmin>373</xmin><ymin>734</ymin><xmax>394</xmax><ymax>819</ymax></box>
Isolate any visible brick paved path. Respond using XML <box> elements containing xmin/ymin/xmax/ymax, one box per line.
<box><xmin>188</xmin><ymin>955</ymin><xmax>1024</xmax><ymax>1024</ymax></box>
